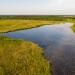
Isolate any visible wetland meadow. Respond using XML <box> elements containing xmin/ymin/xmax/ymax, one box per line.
<box><xmin>0</xmin><ymin>16</ymin><xmax>75</xmax><ymax>75</ymax></box>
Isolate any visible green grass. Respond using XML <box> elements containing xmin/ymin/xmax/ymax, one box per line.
<box><xmin>71</xmin><ymin>23</ymin><xmax>75</xmax><ymax>32</ymax></box>
<box><xmin>0</xmin><ymin>36</ymin><xmax>51</xmax><ymax>75</ymax></box>
<box><xmin>0</xmin><ymin>19</ymin><xmax>62</xmax><ymax>33</ymax></box>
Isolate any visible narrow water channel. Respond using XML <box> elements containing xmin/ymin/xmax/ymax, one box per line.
<box><xmin>0</xmin><ymin>23</ymin><xmax>75</xmax><ymax>75</ymax></box>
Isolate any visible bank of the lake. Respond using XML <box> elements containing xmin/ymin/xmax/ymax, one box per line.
<box><xmin>0</xmin><ymin>36</ymin><xmax>52</xmax><ymax>75</ymax></box>
<box><xmin>71</xmin><ymin>23</ymin><xmax>75</xmax><ymax>32</ymax></box>
<box><xmin>67</xmin><ymin>20</ymin><xmax>75</xmax><ymax>32</ymax></box>
<box><xmin>0</xmin><ymin>19</ymin><xmax>63</xmax><ymax>33</ymax></box>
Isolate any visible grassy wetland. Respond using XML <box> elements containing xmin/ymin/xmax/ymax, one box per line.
<box><xmin>71</xmin><ymin>22</ymin><xmax>75</xmax><ymax>32</ymax></box>
<box><xmin>0</xmin><ymin>16</ymin><xmax>54</xmax><ymax>75</ymax></box>
<box><xmin>0</xmin><ymin>20</ymin><xmax>53</xmax><ymax>33</ymax></box>
<box><xmin>0</xmin><ymin>15</ymin><xmax>68</xmax><ymax>33</ymax></box>
<box><xmin>0</xmin><ymin>36</ymin><xmax>51</xmax><ymax>75</ymax></box>
<box><xmin>0</xmin><ymin>16</ymin><xmax>75</xmax><ymax>75</ymax></box>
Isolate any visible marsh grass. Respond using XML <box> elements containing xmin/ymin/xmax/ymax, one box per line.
<box><xmin>0</xmin><ymin>19</ymin><xmax>61</xmax><ymax>33</ymax></box>
<box><xmin>0</xmin><ymin>36</ymin><xmax>51</xmax><ymax>75</ymax></box>
<box><xmin>71</xmin><ymin>23</ymin><xmax>75</xmax><ymax>32</ymax></box>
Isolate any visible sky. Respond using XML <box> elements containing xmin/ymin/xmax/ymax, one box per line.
<box><xmin>0</xmin><ymin>0</ymin><xmax>75</xmax><ymax>15</ymax></box>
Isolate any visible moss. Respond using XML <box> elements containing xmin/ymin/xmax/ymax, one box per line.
<box><xmin>0</xmin><ymin>36</ymin><xmax>51</xmax><ymax>75</ymax></box>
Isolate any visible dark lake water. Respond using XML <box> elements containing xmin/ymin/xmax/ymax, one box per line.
<box><xmin>0</xmin><ymin>23</ymin><xmax>75</xmax><ymax>75</ymax></box>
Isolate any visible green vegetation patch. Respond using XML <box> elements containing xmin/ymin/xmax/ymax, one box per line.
<box><xmin>0</xmin><ymin>19</ymin><xmax>62</xmax><ymax>33</ymax></box>
<box><xmin>0</xmin><ymin>20</ymin><xmax>52</xmax><ymax>33</ymax></box>
<box><xmin>0</xmin><ymin>36</ymin><xmax>51</xmax><ymax>75</ymax></box>
<box><xmin>71</xmin><ymin>23</ymin><xmax>75</xmax><ymax>32</ymax></box>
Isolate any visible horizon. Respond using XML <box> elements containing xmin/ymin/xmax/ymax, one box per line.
<box><xmin>0</xmin><ymin>14</ymin><xmax>75</xmax><ymax>16</ymax></box>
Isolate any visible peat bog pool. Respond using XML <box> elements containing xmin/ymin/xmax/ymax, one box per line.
<box><xmin>0</xmin><ymin>23</ymin><xmax>75</xmax><ymax>75</ymax></box>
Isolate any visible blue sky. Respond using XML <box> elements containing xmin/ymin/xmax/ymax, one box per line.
<box><xmin>0</xmin><ymin>0</ymin><xmax>75</xmax><ymax>15</ymax></box>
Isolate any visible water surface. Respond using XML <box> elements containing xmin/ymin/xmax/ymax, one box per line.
<box><xmin>0</xmin><ymin>23</ymin><xmax>75</xmax><ymax>75</ymax></box>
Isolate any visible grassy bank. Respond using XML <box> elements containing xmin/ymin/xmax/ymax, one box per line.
<box><xmin>69</xmin><ymin>19</ymin><xmax>75</xmax><ymax>32</ymax></box>
<box><xmin>0</xmin><ymin>19</ymin><xmax>62</xmax><ymax>33</ymax></box>
<box><xmin>71</xmin><ymin>23</ymin><xmax>75</xmax><ymax>32</ymax></box>
<box><xmin>0</xmin><ymin>36</ymin><xmax>51</xmax><ymax>75</ymax></box>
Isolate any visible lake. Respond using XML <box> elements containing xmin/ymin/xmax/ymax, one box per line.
<box><xmin>0</xmin><ymin>23</ymin><xmax>75</xmax><ymax>75</ymax></box>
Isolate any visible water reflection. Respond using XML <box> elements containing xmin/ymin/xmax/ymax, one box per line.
<box><xmin>0</xmin><ymin>23</ymin><xmax>75</xmax><ymax>75</ymax></box>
